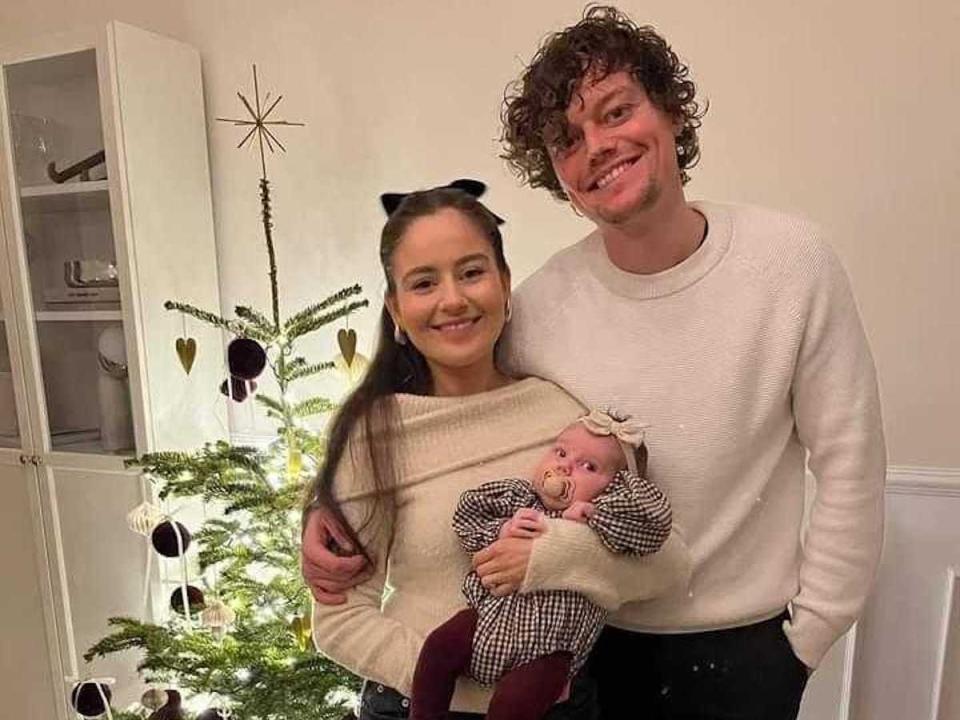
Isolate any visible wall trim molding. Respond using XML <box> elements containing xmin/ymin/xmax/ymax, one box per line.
<box><xmin>886</xmin><ymin>466</ymin><xmax>960</xmax><ymax>497</ymax></box>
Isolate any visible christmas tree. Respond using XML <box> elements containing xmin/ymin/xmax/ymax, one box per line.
<box><xmin>79</xmin><ymin>67</ymin><xmax>368</xmax><ymax>720</ymax></box>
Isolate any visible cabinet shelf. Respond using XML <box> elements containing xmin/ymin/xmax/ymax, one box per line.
<box><xmin>35</xmin><ymin>310</ymin><xmax>122</xmax><ymax>322</ymax></box>
<box><xmin>19</xmin><ymin>181</ymin><xmax>109</xmax><ymax>213</ymax></box>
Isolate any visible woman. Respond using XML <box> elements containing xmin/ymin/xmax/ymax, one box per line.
<box><xmin>303</xmin><ymin>184</ymin><xmax>687</xmax><ymax>719</ymax></box>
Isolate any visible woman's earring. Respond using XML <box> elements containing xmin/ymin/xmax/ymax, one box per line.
<box><xmin>394</xmin><ymin>325</ymin><xmax>407</xmax><ymax>345</ymax></box>
<box><xmin>504</xmin><ymin>298</ymin><xmax>513</xmax><ymax>323</ymax></box>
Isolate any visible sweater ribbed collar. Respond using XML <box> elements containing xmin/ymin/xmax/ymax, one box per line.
<box><xmin>390</xmin><ymin>377</ymin><xmax>579</xmax><ymax>487</ymax></box>
<box><xmin>394</xmin><ymin>376</ymin><xmax>546</xmax><ymax>420</ymax></box>
<box><xmin>581</xmin><ymin>200</ymin><xmax>731</xmax><ymax>300</ymax></box>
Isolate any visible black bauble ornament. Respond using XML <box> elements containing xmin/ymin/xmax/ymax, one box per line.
<box><xmin>151</xmin><ymin>520</ymin><xmax>192</xmax><ymax>557</ymax></box>
<box><xmin>70</xmin><ymin>681</ymin><xmax>112</xmax><ymax>717</ymax></box>
<box><xmin>170</xmin><ymin>585</ymin><xmax>206</xmax><ymax>615</ymax></box>
<box><xmin>147</xmin><ymin>689</ymin><xmax>184</xmax><ymax>720</ymax></box>
<box><xmin>219</xmin><ymin>377</ymin><xmax>257</xmax><ymax>402</ymax></box>
<box><xmin>227</xmin><ymin>337</ymin><xmax>267</xmax><ymax>380</ymax></box>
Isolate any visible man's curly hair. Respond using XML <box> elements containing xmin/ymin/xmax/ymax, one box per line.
<box><xmin>501</xmin><ymin>5</ymin><xmax>706</xmax><ymax>201</ymax></box>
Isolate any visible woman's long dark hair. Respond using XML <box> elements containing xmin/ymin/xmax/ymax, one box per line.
<box><xmin>303</xmin><ymin>187</ymin><xmax>510</xmax><ymax>560</ymax></box>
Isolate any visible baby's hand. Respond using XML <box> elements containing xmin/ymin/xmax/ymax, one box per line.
<box><xmin>561</xmin><ymin>501</ymin><xmax>596</xmax><ymax>523</ymax></box>
<box><xmin>499</xmin><ymin>508</ymin><xmax>546</xmax><ymax>539</ymax></box>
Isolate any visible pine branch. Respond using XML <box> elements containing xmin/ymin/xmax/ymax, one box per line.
<box><xmin>282</xmin><ymin>284</ymin><xmax>365</xmax><ymax>333</ymax></box>
<box><xmin>291</xmin><ymin>397</ymin><xmax>337</xmax><ymax>418</ymax></box>
<box><xmin>221</xmin><ymin>485</ymin><xmax>280</xmax><ymax>515</ymax></box>
<box><xmin>235</xmin><ymin>305</ymin><xmax>276</xmax><ymax>333</ymax></box>
<box><xmin>235</xmin><ymin>305</ymin><xmax>279</xmax><ymax>343</ymax></box>
<box><xmin>285</xmin><ymin>356</ymin><xmax>309</xmax><ymax>373</ymax></box>
<box><xmin>110</xmin><ymin>711</ymin><xmax>143</xmax><ymax>720</ymax></box>
<box><xmin>286</xmin><ymin>300</ymin><xmax>370</xmax><ymax>341</ymax></box>
<box><xmin>130</xmin><ymin>442</ymin><xmax>269</xmax><ymax>501</ymax></box>
<box><xmin>287</xmin><ymin>361</ymin><xmax>336</xmax><ymax>381</ymax></box>
<box><xmin>253</xmin><ymin>394</ymin><xmax>287</xmax><ymax>417</ymax></box>
<box><xmin>164</xmin><ymin>300</ymin><xmax>246</xmax><ymax>335</ymax></box>
<box><xmin>84</xmin><ymin>617</ymin><xmax>176</xmax><ymax>662</ymax></box>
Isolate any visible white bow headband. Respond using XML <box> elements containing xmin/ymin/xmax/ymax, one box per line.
<box><xmin>578</xmin><ymin>409</ymin><xmax>649</xmax><ymax>475</ymax></box>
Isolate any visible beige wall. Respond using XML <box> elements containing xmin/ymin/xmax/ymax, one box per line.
<box><xmin>1</xmin><ymin>0</ymin><xmax>957</xmax><ymax>467</ymax></box>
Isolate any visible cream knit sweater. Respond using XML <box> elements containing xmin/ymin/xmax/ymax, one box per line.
<box><xmin>501</xmin><ymin>201</ymin><xmax>886</xmax><ymax>669</ymax></box>
<box><xmin>311</xmin><ymin>378</ymin><xmax>691</xmax><ymax>713</ymax></box>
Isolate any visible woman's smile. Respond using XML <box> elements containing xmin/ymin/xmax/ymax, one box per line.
<box><xmin>432</xmin><ymin>317</ymin><xmax>480</xmax><ymax>333</ymax></box>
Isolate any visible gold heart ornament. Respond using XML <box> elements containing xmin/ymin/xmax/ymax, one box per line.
<box><xmin>289</xmin><ymin>613</ymin><xmax>313</xmax><ymax>651</ymax></box>
<box><xmin>337</xmin><ymin>328</ymin><xmax>357</xmax><ymax>367</ymax></box>
<box><xmin>175</xmin><ymin>337</ymin><xmax>197</xmax><ymax>374</ymax></box>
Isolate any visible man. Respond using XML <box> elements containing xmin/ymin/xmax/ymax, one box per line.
<box><xmin>492</xmin><ymin>6</ymin><xmax>885</xmax><ymax>719</ymax></box>
<box><xmin>303</xmin><ymin>6</ymin><xmax>885</xmax><ymax>719</ymax></box>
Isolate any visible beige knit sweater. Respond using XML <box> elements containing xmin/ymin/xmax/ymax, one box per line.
<box><xmin>502</xmin><ymin>200</ymin><xmax>886</xmax><ymax>670</ymax></box>
<box><xmin>310</xmin><ymin>378</ymin><xmax>692</xmax><ymax>713</ymax></box>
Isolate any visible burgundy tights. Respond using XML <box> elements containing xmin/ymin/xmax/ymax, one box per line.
<box><xmin>411</xmin><ymin>607</ymin><xmax>572</xmax><ymax>720</ymax></box>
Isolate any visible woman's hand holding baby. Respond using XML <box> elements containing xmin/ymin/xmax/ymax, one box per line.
<box><xmin>499</xmin><ymin>508</ymin><xmax>546</xmax><ymax>539</ymax></box>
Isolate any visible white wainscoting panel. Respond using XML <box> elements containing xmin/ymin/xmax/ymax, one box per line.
<box><xmin>848</xmin><ymin>467</ymin><xmax>960</xmax><ymax>720</ymax></box>
<box><xmin>799</xmin><ymin>625</ymin><xmax>856</xmax><ymax>720</ymax></box>
<box><xmin>932</xmin><ymin>567</ymin><xmax>960</xmax><ymax>720</ymax></box>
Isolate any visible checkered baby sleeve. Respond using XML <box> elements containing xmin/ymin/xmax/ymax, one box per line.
<box><xmin>453</xmin><ymin>478</ymin><xmax>539</xmax><ymax>553</ymax></box>
<box><xmin>588</xmin><ymin>470</ymin><xmax>672</xmax><ymax>555</ymax></box>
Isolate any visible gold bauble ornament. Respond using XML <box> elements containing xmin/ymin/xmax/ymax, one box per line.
<box><xmin>141</xmin><ymin>687</ymin><xmax>169</xmax><ymax>710</ymax></box>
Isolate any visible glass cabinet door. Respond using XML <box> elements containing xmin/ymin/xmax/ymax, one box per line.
<box><xmin>4</xmin><ymin>49</ymin><xmax>134</xmax><ymax>455</ymax></box>
<box><xmin>0</xmin><ymin>295</ymin><xmax>20</xmax><ymax>449</ymax></box>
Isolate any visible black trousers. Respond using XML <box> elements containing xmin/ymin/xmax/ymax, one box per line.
<box><xmin>357</xmin><ymin>670</ymin><xmax>599</xmax><ymax>720</ymax></box>
<box><xmin>586</xmin><ymin>611</ymin><xmax>808</xmax><ymax>720</ymax></box>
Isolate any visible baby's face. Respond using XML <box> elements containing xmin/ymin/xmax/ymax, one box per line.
<box><xmin>532</xmin><ymin>423</ymin><xmax>625</xmax><ymax>511</ymax></box>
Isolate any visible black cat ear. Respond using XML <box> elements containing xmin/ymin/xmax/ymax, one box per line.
<box><xmin>380</xmin><ymin>180</ymin><xmax>504</xmax><ymax>224</ymax></box>
<box><xmin>448</xmin><ymin>179</ymin><xmax>503</xmax><ymax>223</ymax></box>
<box><xmin>380</xmin><ymin>192</ymin><xmax>407</xmax><ymax>216</ymax></box>
<box><xmin>448</xmin><ymin>178</ymin><xmax>487</xmax><ymax>198</ymax></box>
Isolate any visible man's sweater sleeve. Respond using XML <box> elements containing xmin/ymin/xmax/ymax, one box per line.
<box><xmin>783</xmin><ymin>242</ymin><xmax>886</xmax><ymax>669</ymax></box>
<box><xmin>521</xmin><ymin>522</ymin><xmax>692</xmax><ymax>611</ymax></box>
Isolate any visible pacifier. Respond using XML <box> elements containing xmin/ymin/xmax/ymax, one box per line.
<box><xmin>540</xmin><ymin>469</ymin><xmax>570</xmax><ymax>501</ymax></box>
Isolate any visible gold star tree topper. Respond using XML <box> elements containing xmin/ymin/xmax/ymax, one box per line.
<box><xmin>216</xmin><ymin>65</ymin><xmax>304</xmax><ymax>179</ymax></box>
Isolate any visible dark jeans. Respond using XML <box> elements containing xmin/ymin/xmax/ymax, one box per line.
<box><xmin>357</xmin><ymin>670</ymin><xmax>599</xmax><ymax>720</ymax></box>
<box><xmin>587</xmin><ymin>611</ymin><xmax>809</xmax><ymax>720</ymax></box>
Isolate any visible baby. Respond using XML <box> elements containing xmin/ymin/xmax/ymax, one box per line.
<box><xmin>410</xmin><ymin>410</ymin><xmax>672</xmax><ymax>720</ymax></box>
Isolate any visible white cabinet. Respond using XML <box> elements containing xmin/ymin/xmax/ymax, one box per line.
<box><xmin>0</xmin><ymin>22</ymin><xmax>226</xmax><ymax>717</ymax></box>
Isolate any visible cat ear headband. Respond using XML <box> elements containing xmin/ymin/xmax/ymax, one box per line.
<box><xmin>379</xmin><ymin>178</ymin><xmax>505</xmax><ymax>224</ymax></box>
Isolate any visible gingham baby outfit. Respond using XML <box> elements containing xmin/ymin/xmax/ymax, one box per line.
<box><xmin>453</xmin><ymin>473</ymin><xmax>671</xmax><ymax>685</ymax></box>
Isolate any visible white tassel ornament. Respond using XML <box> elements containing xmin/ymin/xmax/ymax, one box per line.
<box><xmin>126</xmin><ymin>501</ymin><xmax>163</xmax><ymax>536</ymax></box>
<box><xmin>201</xmin><ymin>599</ymin><xmax>236</xmax><ymax>638</ymax></box>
